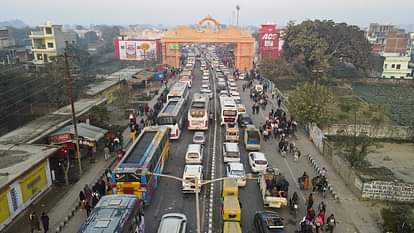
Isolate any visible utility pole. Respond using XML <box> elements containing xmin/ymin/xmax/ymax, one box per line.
<box><xmin>64</xmin><ymin>51</ymin><xmax>82</xmax><ymax>175</ymax></box>
<box><xmin>236</xmin><ymin>5</ymin><xmax>240</xmax><ymax>26</ymax></box>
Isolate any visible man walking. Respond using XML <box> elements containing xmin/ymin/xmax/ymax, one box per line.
<box><xmin>41</xmin><ymin>212</ymin><xmax>49</xmax><ymax>233</ymax></box>
<box><xmin>29</xmin><ymin>211</ymin><xmax>40</xmax><ymax>233</ymax></box>
<box><xmin>104</xmin><ymin>145</ymin><xmax>110</xmax><ymax>161</ymax></box>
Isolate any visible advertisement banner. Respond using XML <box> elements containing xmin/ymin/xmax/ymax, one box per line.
<box><xmin>19</xmin><ymin>161</ymin><xmax>48</xmax><ymax>203</ymax></box>
<box><xmin>118</xmin><ymin>40</ymin><xmax>157</xmax><ymax>61</ymax></box>
<box><xmin>258</xmin><ymin>24</ymin><xmax>279</xmax><ymax>59</ymax></box>
<box><xmin>0</xmin><ymin>189</ymin><xmax>10</xmax><ymax>224</ymax></box>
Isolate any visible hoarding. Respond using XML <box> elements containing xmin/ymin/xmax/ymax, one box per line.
<box><xmin>0</xmin><ymin>189</ymin><xmax>10</xmax><ymax>224</ymax></box>
<box><xmin>258</xmin><ymin>24</ymin><xmax>280</xmax><ymax>59</ymax></box>
<box><xmin>19</xmin><ymin>161</ymin><xmax>48</xmax><ymax>203</ymax></box>
<box><xmin>118</xmin><ymin>40</ymin><xmax>157</xmax><ymax>61</ymax></box>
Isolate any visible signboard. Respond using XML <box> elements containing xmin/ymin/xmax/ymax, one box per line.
<box><xmin>118</xmin><ymin>40</ymin><xmax>157</xmax><ymax>61</ymax></box>
<box><xmin>169</xmin><ymin>44</ymin><xmax>179</xmax><ymax>50</ymax></box>
<box><xmin>258</xmin><ymin>24</ymin><xmax>280</xmax><ymax>59</ymax></box>
<box><xmin>50</xmin><ymin>133</ymin><xmax>72</xmax><ymax>144</ymax></box>
<box><xmin>0</xmin><ymin>189</ymin><xmax>10</xmax><ymax>224</ymax></box>
<box><xmin>19</xmin><ymin>161</ymin><xmax>48</xmax><ymax>203</ymax></box>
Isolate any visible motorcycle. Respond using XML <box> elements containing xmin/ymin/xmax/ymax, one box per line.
<box><xmin>290</xmin><ymin>198</ymin><xmax>299</xmax><ymax>218</ymax></box>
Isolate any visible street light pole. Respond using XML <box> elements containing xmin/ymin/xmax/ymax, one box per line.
<box><xmin>195</xmin><ymin>176</ymin><xmax>201</xmax><ymax>233</ymax></box>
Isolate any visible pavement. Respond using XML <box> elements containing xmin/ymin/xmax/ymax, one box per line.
<box><xmin>2</xmin><ymin>79</ymin><xmax>172</xmax><ymax>233</ymax></box>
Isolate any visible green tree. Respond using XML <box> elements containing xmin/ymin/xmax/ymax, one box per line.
<box><xmin>258</xmin><ymin>58</ymin><xmax>298</xmax><ymax>82</ymax></box>
<box><xmin>287</xmin><ymin>82</ymin><xmax>335</xmax><ymax>125</ymax></box>
<box><xmin>381</xmin><ymin>205</ymin><xmax>414</xmax><ymax>233</ymax></box>
<box><xmin>283</xmin><ymin>20</ymin><xmax>372</xmax><ymax>77</ymax></box>
<box><xmin>335</xmin><ymin>104</ymin><xmax>385</xmax><ymax>167</ymax></box>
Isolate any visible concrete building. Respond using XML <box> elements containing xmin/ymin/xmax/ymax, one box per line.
<box><xmin>30</xmin><ymin>21</ymin><xmax>77</xmax><ymax>64</ymax></box>
<box><xmin>0</xmin><ymin>28</ymin><xmax>16</xmax><ymax>49</ymax></box>
<box><xmin>381</xmin><ymin>52</ymin><xmax>413</xmax><ymax>79</ymax></box>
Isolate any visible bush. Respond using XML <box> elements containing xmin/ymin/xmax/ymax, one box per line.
<box><xmin>381</xmin><ymin>205</ymin><xmax>414</xmax><ymax>233</ymax></box>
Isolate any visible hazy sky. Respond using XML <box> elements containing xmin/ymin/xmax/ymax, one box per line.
<box><xmin>2</xmin><ymin>0</ymin><xmax>413</xmax><ymax>27</ymax></box>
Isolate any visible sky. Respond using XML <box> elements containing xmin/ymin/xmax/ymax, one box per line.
<box><xmin>1</xmin><ymin>0</ymin><xmax>413</xmax><ymax>27</ymax></box>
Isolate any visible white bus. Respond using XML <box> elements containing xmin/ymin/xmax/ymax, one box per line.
<box><xmin>219</xmin><ymin>96</ymin><xmax>238</xmax><ymax>125</ymax></box>
<box><xmin>188</xmin><ymin>93</ymin><xmax>209</xmax><ymax>130</ymax></box>
<box><xmin>157</xmin><ymin>98</ymin><xmax>187</xmax><ymax>139</ymax></box>
<box><xmin>167</xmin><ymin>82</ymin><xmax>189</xmax><ymax>103</ymax></box>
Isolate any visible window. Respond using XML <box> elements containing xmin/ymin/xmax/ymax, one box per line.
<box><xmin>400</xmin><ymin>76</ymin><xmax>404</xmax><ymax>79</ymax></box>
<box><xmin>47</xmin><ymin>42</ymin><xmax>54</xmax><ymax>48</ymax></box>
<box><xmin>45</xmin><ymin>27</ymin><xmax>52</xmax><ymax>34</ymax></box>
<box><xmin>391</xmin><ymin>64</ymin><xmax>395</xmax><ymax>68</ymax></box>
<box><xmin>36</xmin><ymin>54</ymin><xmax>43</xmax><ymax>60</ymax></box>
<box><xmin>396</xmin><ymin>64</ymin><xmax>401</xmax><ymax>70</ymax></box>
<box><xmin>384</xmin><ymin>64</ymin><xmax>387</xmax><ymax>69</ymax></box>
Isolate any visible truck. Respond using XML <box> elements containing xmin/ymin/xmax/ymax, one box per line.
<box><xmin>244</xmin><ymin>124</ymin><xmax>261</xmax><ymax>151</ymax></box>
<box><xmin>258</xmin><ymin>168</ymin><xmax>289</xmax><ymax>208</ymax></box>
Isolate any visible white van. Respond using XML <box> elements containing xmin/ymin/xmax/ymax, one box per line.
<box><xmin>182</xmin><ymin>165</ymin><xmax>203</xmax><ymax>193</ymax></box>
<box><xmin>185</xmin><ymin>144</ymin><xmax>203</xmax><ymax>164</ymax></box>
<box><xmin>223</xmin><ymin>142</ymin><xmax>241</xmax><ymax>163</ymax></box>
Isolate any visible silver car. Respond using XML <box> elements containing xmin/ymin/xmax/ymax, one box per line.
<box><xmin>193</xmin><ymin>131</ymin><xmax>206</xmax><ymax>144</ymax></box>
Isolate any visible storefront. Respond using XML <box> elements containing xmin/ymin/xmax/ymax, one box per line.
<box><xmin>48</xmin><ymin>123</ymin><xmax>108</xmax><ymax>183</ymax></box>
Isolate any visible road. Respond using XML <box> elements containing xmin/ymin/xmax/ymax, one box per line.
<box><xmin>61</xmin><ymin>58</ymin><xmax>376</xmax><ymax>233</ymax></box>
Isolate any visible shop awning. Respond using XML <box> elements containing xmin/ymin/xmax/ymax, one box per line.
<box><xmin>50</xmin><ymin>123</ymin><xmax>108</xmax><ymax>143</ymax></box>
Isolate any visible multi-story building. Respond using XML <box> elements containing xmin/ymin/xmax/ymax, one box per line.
<box><xmin>381</xmin><ymin>52</ymin><xmax>413</xmax><ymax>79</ymax></box>
<box><xmin>0</xmin><ymin>28</ymin><xmax>16</xmax><ymax>49</ymax></box>
<box><xmin>30</xmin><ymin>21</ymin><xmax>77</xmax><ymax>64</ymax></box>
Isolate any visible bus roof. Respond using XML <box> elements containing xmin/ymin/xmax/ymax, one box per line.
<box><xmin>115</xmin><ymin>126</ymin><xmax>168</xmax><ymax>172</ymax></box>
<box><xmin>158</xmin><ymin>98</ymin><xmax>185</xmax><ymax>117</ymax></box>
<box><xmin>78</xmin><ymin>195</ymin><xmax>138</xmax><ymax>233</ymax></box>
<box><xmin>168</xmin><ymin>82</ymin><xmax>187</xmax><ymax>96</ymax></box>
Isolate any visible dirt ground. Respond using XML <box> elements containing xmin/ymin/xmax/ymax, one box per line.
<box><xmin>366</xmin><ymin>142</ymin><xmax>414</xmax><ymax>182</ymax></box>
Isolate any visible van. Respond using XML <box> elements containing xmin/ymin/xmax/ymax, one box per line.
<box><xmin>225</xmin><ymin>123</ymin><xmax>239</xmax><ymax>142</ymax></box>
<box><xmin>157</xmin><ymin>213</ymin><xmax>187</xmax><ymax>233</ymax></box>
<box><xmin>223</xmin><ymin>142</ymin><xmax>240</xmax><ymax>163</ymax></box>
<box><xmin>185</xmin><ymin>144</ymin><xmax>203</xmax><ymax>164</ymax></box>
<box><xmin>182</xmin><ymin>165</ymin><xmax>203</xmax><ymax>193</ymax></box>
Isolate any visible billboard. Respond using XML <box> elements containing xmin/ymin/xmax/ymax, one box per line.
<box><xmin>19</xmin><ymin>161</ymin><xmax>48</xmax><ymax>203</ymax></box>
<box><xmin>117</xmin><ymin>40</ymin><xmax>157</xmax><ymax>61</ymax></box>
<box><xmin>258</xmin><ymin>24</ymin><xmax>280</xmax><ymax>59</ymax></box>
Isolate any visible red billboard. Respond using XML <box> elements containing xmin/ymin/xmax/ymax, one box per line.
<box><xmin>258</xmin><ymin>24</ymin><xmax>280</xmax><ymax>60</ymax></box>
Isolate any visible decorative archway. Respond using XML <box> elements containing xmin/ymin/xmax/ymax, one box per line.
<box><xmin>161</xmin><ymin>16</ymin><xmax>255</xmax><ymax>70</ymax></box>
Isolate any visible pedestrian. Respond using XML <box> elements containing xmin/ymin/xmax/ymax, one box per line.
<box><xmin>318</xmin><ymin>201</ymin><xmax>326</xmax><ymax>214</ymax></box>
<box><xmin>91</xmin><ymin>190</ymin><xmax>100</xmax><ymax>208</ymax></box>
<box><xmin>321</xmin><ymin>167</ymin><xmax>327</xmax><ymax>177</ymax></box>
<box><xmin>326</xmin><ymin>214</ymin><xmax>336</xmax><ymax>233</ymax></box>
<box><xmin>79</xmin><ymin>190</ymin><xmax>86</xmax><ymax>202</ymax></box>
<box><xmin>307</xmin><ymin>193</ymin><xmax>314</xmax><ymax>209</ymax></box>
<box><xmin>105</xmin><ymin>168</ymin><xmax>112</xmax><ymax>184</ymax></box>
<box><xmin>104</xmin><ymin>145</ymin><xmax>110</xmax><ymax>161</ymax></box>
<box><xmin>312</xmin><ymin>176</ymin><xmax>319</xmax><ymax>192</ymax></box>
<box><xmin>41</xmin><ymin>212</ymin><xmax>49</xmax><ymax>233</ymax></box>
<box><xmin>29</xmin><ymin>211</ymin><xmax>40</xmax><ymax>233</ymax></box>
<box><xmin>84</xmin><ymin>184</ymin><xmax>92</xmax><ymax>204</ymax></box>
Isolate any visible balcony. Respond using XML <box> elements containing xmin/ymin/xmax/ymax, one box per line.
<box><xmin>30</xmin><ymin>31</ymin><xmax>54</xmax><ymax>38</ymax></box>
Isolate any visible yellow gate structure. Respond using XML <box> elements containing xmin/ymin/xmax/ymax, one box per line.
<box><xmin>161</xmin><ymin>16</ymin><xmax>255</xmax><ymax>70</ymax></box>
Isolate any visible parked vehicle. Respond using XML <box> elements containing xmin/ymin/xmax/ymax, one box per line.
<box><xmin>254</xmin><ymin>211</ymin><xmax>285</xmax><ymax>233</ymax></box>
<box><xmin>248</xmin><ymin>152</ymin><xmax>268</xmax><ymax>173</ymax></box>
<box><xmin>157</xmin><ymin>213</ymin><xmax>187</xmax><ymax>233</ymax></box>
<box><xmin>193</xmin><ymin>131</ymin><xmax>206</xmax><ymax>144</ymax></box>
<box><xmin>223</xmin><ymin>142</ymin><xmax>241</xmax><ymax>163</ymax></box>
<box><xmin>226</xmin><ymin>162</ymin><xmax>247</xmax><ymax>187</ymax></box>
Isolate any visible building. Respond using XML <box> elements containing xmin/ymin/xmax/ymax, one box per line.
<box><xmin>383</xmin><ymin>31</ymin><xmax>410</xmax><ymax>54</ymax></box>
<box><xmin>0</xmin><ymin>28</ymin><xmax>16</xmax><ymax>49</ymax></box>
<box><xmin>30</xmin><ymin>21</ymin><xmax>77</xmax><ymax>64</ymax></box>
<box><xmin>381</xmin><ymin>52</ymin><xmax>413</xmax><ymax>79</ymax></box>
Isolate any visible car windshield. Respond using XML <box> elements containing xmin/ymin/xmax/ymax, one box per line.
<box><xmin>231</xmin><ymin>169</ymin><xmax>245</xmax><ymax>176</ymax></box>
<box><xmin>194</xmin><ymin>136</ymin><xmax>204</xmax><ymax>141</ymax></box>
<box><xmin>255</xmin><ymin>160</ymin><xmax>267</xmax><ymax>165</ymax></box>
<box><xmin>187</xmin><ymin>153</ymin><xmax>199</xmax><ymax>158</ymax></box>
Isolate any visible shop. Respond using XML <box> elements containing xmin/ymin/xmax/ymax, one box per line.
<box><xmin>48</xmin><ymin>123</ymin><xmax>108</xmax><ymax>183</ymax></box>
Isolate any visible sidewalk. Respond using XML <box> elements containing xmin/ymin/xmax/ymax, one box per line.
<box><xmin>3</xmin><ymin>80</ymin><xmax>173</xmax><ymax>233</ymax></box>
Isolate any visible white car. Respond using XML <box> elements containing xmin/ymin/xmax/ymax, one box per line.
<box><xmin>193</xmin><ymin>131</ymin><xmax>206</xmax><ymax>144</ymax></box>
<box><xmin>202</xmin><ymin>75</ymin><xmax>209</xmax><ymax>81</ymax></box>
<box><xmin>219</xmin><ymin>90</ymin><xmax>229</xmax><ymax>97</ymax></box>
<box><xmin>232</xmin><ymin>96</ymin><xmax>241</xmax><ymax>104</ymax></box>
<box><xmin>226</xmin><ymin>162</ymin><xmax>247</xmax><ymax>187</ymax></box>
<box><xmin>200</xmin><ymin>88</ymin><xmax>213</xmax><ymax>99</ymax></box>
<box><xmin>248</xmin><ymin>152</ymin><xmax>268</xmax><ymax>173</ymax></box>
<box><xmin>229</xmin><ymin>86</ymin><xmax>237</xmax><ymax>92</ymax></box>
<box><xmin>230</xmin><ymin>91</ymin><xmax>240</xmax><ymax>97</ymax></box>
<box><xmin>201</xmin><ymin>84</ymin><xmax>210</xmax><ymax>90</ymax></box>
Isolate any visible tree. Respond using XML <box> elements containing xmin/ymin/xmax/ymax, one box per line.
<box><xmin>287</xmin><ymin>82</ymin><xmax>335</xmax><ymax>125</ymax></box>
<box><xmin>335</xmin><ymin>104</ymin><xmax>385</xmax><ymax>167</ymax></box>
<box><xmin>84</xmin><ymin>31</ymin><xmax>98</xmax><ymax>44</ymax></box>
<box><xmin>258</xmin><ymin>58</ymin><xmax>298</xmax><ymax>82</ymax></box>
<box><xmin>381</xmin><ymin>205</ymin><xmax>414</xmax><ymax>233</ymax></box>
<box><xmin>283</xmin><ymin>20</ymin><xmax>372</xmax><ymax>77</ymax></box>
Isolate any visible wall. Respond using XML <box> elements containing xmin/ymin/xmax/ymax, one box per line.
<box><xmin>0</xmin><ymin>159</ymin><xmax>52</xmax><ymax>231</ymax></box>
<box><xmin>361</xmin><ymin>180</ymin><xmax>414</xmax><ymax>202</ymax></box>
<box><xmin>324</xmin><ymin>124</ymin><xmax>414</xmax><ymax>140</ymax></box>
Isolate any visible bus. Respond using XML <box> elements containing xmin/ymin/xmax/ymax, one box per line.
<box><xmin>78</xmin><ymin>195</ymin><xmax>144</xmax><ymax>233</ymax></box>
<box><xmin>167</xmin><ymin>82</ymin><xmax>189</xmax><ymax>103</ymax></box>
<box><xmin>157</xmin><ymin>98</ymin><xmax>187</xmax><ymax>139</ymax></box>
<box><xmin>188</xmin><ymin>93</ymin><xmax>209</xmax><ymax>130</ymax></box>
<box><xmin>112</xmin><ymin>126</ymin><xmax>170</xmax><ymax>205</ymax></box>
<box><xmin>219</xmin><ymin>96</ymin><xmax>238</xmax><ymax>125</ymax></box>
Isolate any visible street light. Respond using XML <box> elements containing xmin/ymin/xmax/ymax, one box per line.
<box><xmin>139</xmin><ymin>169</ymin><xmax>256</xmax><ymax>233</ymax></box>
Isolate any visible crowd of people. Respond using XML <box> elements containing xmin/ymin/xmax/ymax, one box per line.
<box><xmin>79</xmin><ymin>178</ymin><xmax>110</xmax><ymax>217</ymax></box>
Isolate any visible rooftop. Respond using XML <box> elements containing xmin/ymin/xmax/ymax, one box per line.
<box><xmin>0</xmin><ymin>143</ymin><xmax>58</xmax><ymax>188</ymax></box>
<box><xmin>85</xmin><ymin>68</ymin><xmax>142</xmax><ymax>96</ymax></box>
<box><xmin>0</xmin><ymin>97</ymin><xmax>106</xmax><ymax>145</ymax></box>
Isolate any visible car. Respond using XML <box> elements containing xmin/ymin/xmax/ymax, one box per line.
<box><xmin>248</xmin><ymin>152</ymin><xmax>268</xmax><ymax>173</ymax></box>
<box><xmin>201</xmin><ymin>84</ymin><xmax>210</xmax><ymax>90</ymax></box>
<box><xmin>219</xmin><ymin>90</ymin><xmax>230</xmax><ymax>97</ymax></box>
<box><xmin>232</xmin><ymin>96</ymin><xmax>241</xmax><ymax>104</ymax></box>
<box><xmin>229</xmin><ymin>86</ymin><xmax>237</xmax><ymax>92</ymax></box>
<box><xmin>230</xmin><ymin>91</ymin><xmax>240</xmax><ymax>97</ymax></box>
<box><xmin>229</xmin><ymin>82</ymin><xmax>237</xmax><ymax>88</ymax></box>
<box><xmin>157</xmin><ymin>213</ymin><xmax>187</xmax><ymax>233</ymax></box>
<box><xmin>193</xmin><ymin>131</ymin><xmax>206</xmax><ymax>144</ymax></box>
<box><xmin>200</xmin><ymin>88</ymin><xmax>213</xmax><ymax>99</ymax></box>
<box><xmin>238</xmin><ymin>113</ymin><xmax>253</xmax><ymax>127</ymax></box>
<box><xmin>226</xmin><ymin>162</ymin><xmax>247</xmax><ymax>187</ymax></box>
<box><xmin>202</xmin><ymin>75</ymin><xmax>209</xmax><ymax>81</ymax></box>
<box><xmin>254</xmin><ymin>211</ymin><xmax>285</xmax><ymax>233</ymax></box>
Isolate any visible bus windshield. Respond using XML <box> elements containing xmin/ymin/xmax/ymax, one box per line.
<box><xmin>115</xmin><ymin>173</ymin><xmax>141</xmax><ymax>182</ymax></box>
<box><xmin>192</xmin><ymin>101</ymin><xmax>206</xmax><ymax>108</ymax></box>
<box><xmin>223</xmin><ymin>110</ymin><xmax>237</xmax><ymax>116</ymax></box>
